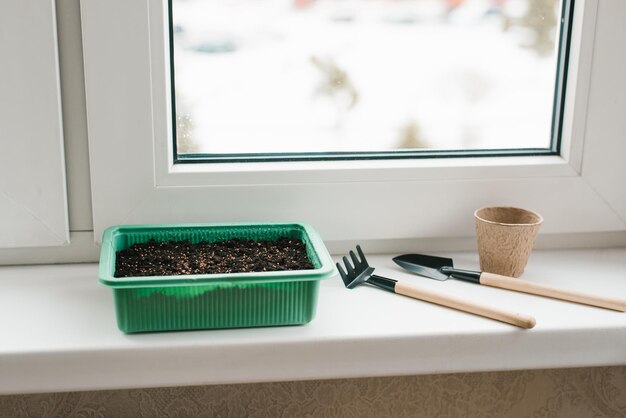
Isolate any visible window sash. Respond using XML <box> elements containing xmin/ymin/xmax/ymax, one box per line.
<box><xmin>0</xmin><ymin>1</ymin><xmax>69</xmax><ymax>248</ymax></box>
<box><xmin>81</xmin><ymin>0</ymin><xmax>626</xmax><ymax>246</ymax></box>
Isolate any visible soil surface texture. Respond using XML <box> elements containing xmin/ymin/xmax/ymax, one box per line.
<box><xmin>115</xmin><ymin>237</ymin><xmax>314</xmax><ymax>277</ymax></box>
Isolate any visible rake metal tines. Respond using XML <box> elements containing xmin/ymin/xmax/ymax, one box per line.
<box><xmin>336</xmin><ymin>245</ymin><xmax>375</xmax><ymax>289</ymax></box>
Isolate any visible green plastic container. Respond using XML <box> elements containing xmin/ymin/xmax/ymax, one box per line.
<box><xmin>99</xmin><ymin>223</ymin><xmax>335</xmax><ymax>333</ymax></box>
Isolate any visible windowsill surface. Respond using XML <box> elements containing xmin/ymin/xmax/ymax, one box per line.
<box><xmin>1</xmin><ymin>248</ymin><xmax>625</xmax><ymax>395</ymax></box>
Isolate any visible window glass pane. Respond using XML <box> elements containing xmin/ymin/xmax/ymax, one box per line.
<box><xmin>171</xmin><ymin>0</ymin><xmax>563</xmax><ymax>157</ymax></box>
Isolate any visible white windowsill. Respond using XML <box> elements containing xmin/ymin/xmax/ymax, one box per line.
<box><xmin>1</xmin><ymin>247</ymin><xmax>625</xmax><ymax>395</ymax></box>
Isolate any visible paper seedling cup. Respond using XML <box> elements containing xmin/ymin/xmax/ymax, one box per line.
<box><xmin>474</xmin><ymin>206</ymin><xmax>543</xmax><ymax>278</ymax></box>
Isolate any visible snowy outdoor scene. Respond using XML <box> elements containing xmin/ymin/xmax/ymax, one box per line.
<box><xmin>172</xmin><ymin>0</ymin><xmax>560</xmax><ymax>155</ymax></box>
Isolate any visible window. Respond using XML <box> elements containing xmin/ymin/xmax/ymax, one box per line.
<box><xmin>82</xmin><ymin>0</ymin><xmax>626</xmax><ymax>246</ymax></box>
<box><xmin>170</xmin><ymin>0</ymin><xmax>566</xmax><ymax>162</ymax></box>
<box><xmin>0</xmin><ymin>1</ymin><xmax>69</xmax><ymax>248</ymax></box>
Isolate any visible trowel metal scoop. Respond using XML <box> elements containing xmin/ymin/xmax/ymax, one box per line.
<box><xmin>393</xmin><ymin>253</ymin><xmax>626</xmax><ymax>312</ymax></box>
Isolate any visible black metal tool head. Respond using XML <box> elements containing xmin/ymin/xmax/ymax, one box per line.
<box><xmin>392</xmin><ymin>253</ymin><xmax>454</xmax><ymax>281</ymax></box>
<box><xmin>337</xmin><ymin>245</ymin><xmax>375</xmax><ymax>289</ymax></box>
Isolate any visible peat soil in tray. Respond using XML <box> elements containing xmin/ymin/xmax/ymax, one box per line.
<box><xmin>115</xmin><ymin>237</ymin><xmax>314</xmax><ymax>278</ymax></box>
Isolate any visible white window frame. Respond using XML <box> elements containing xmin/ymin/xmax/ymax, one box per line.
<box><xmin>0</xmin><ymin>0</ymin><xmax>69</xmax><ymax>248</ymax></box>
<box><xmin>82</xmin><ymin>0</ymin><xmax>625</xmax><ymax>246</ymax></box>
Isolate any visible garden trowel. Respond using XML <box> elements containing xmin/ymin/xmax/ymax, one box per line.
<box><xmin>393</xmin><ymin>253</ymin><xmax>626</xmax><ymax>312</ymax></box>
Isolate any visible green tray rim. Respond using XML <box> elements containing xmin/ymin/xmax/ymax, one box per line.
<box><xmin>99</xmin><ymin>222</ymin><xmax>335</xmax><ymax>288</ymax></box>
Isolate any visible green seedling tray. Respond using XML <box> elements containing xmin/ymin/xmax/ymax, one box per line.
<box><xmin>99</xmin><ymin>223</ymin><xmax>335</xmax><ymax>333</ymax></box>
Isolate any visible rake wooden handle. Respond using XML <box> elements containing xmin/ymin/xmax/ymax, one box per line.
<box><xmin>395</xmin><ymin>281</ymin><xmax>536</xmax><ymax>329</ymax></box>
<box><xmin>479</xmin><ymin>272</ymin><xmax>626</xmax><ymax>312</ymax></box>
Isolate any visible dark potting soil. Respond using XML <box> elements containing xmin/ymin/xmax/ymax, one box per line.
<box><xmin>114</xmin><ymin>237</ymin><xmax>314</xmax><ymax>278</ymax></box>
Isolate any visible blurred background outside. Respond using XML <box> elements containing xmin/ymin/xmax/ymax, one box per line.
<box><xmin>172</xmin><ymin>0</ymin><xmax>560</xmax><ymax>155</ymax></box>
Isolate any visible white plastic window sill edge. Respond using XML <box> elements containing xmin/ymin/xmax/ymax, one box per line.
<box><xmin>1</xmin><ymin>247</ymin><xmax>625</xmax><ymax>395</ymax></box>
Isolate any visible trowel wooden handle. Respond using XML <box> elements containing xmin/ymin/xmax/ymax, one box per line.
<box><xmin>480</xmin><ymin>272</ymin><xmax>626</xmax><ymax>312</ymax></box>
<box><xmin>394</xmin><ymin>281</ymin><xmax>536</xmax><ymax>329</ymax></box>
